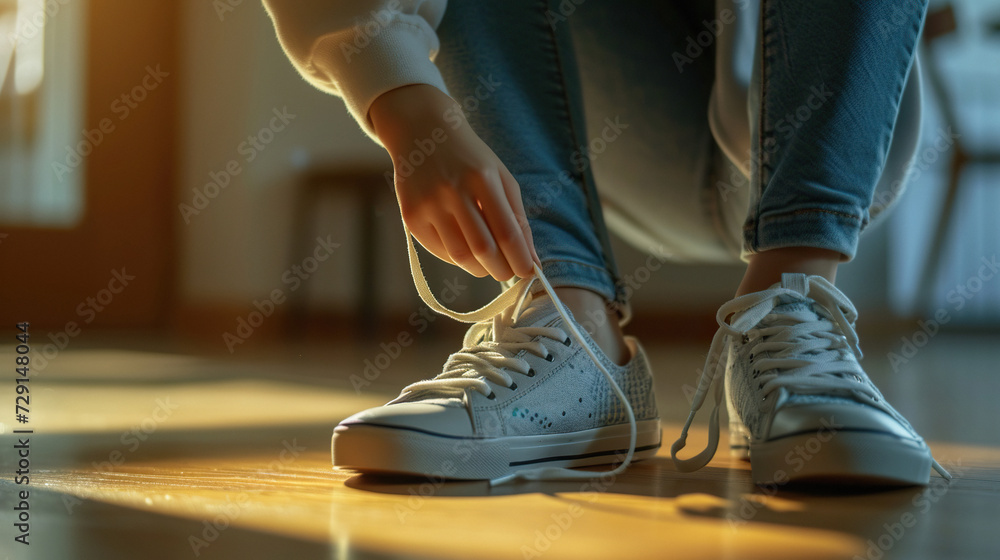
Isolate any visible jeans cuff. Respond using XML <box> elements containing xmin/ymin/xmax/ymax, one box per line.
<box><xmin>743</xmin><ymin>208</ymin><xmax>867</xmax><ymax>261</ymax></box>
<box><xmin>538</xmin><ymin>258</ymin><xmax>631</xmax><ymax>321</ymax></box>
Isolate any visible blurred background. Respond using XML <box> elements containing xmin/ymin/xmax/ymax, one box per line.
<box><xmin>1</xmin><ymin>3</ymin><xmax>998</xmax><ymax>558</ymax></box>
<box><xmin>1</xmin><ymin>0</ymin><xmax>999</xmax><ymax>353</ymax></box>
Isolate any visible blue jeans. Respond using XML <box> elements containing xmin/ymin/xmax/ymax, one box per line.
<box><xmin>435</xmin><ymin>0</ymin><xmax>927</xmax><ymax>309</ymax></box>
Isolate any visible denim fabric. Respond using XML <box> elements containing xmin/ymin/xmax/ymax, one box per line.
<box><xmin>747</xmin><ymin>0</ymin><xmax>928</xmax><ymax>259</ymax></box>
<box><xmin>436</xmin><ymin>0</ymin><xmax>628</xmax><ymax>308</ymax></box>
<box><xmin>435</xmin><ymin>0</ymin><xmax>926</xmax><ymax>304</ymax></box>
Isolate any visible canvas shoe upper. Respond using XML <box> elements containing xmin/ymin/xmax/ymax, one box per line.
<box><xmin>332</xmin><ymin>227</ymin><xmax>660</xmax><ymax>483</ymax></box>
<box><xmin>672</xmin><ymin>273</ymin><xmax>950</xmax><ymax>485</ymax></box>
<box><xmin>333</xmin><ymin>292</ymin><xmax>660</xmax><ymax>480</ymax></box>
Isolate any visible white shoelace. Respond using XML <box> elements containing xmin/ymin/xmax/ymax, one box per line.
<box><xmin>671</xmin><ymin>275</ymin><xmax>952</xmax><ymax>480</ymax></box>
<box><xmin>401</xmin><ymin>227</ymin><xmax>638</xmax><ymax>485</ymax></box>
<box><xmin>391</xmin><ymin>286</ymin><xmax>568</xmax><ymax>402</ymax></box>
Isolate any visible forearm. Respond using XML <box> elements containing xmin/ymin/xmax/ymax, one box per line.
<box><xmin>370</xmin><ymin>84</ymin><xmax>465</xmax><ymax>156</ymax></box>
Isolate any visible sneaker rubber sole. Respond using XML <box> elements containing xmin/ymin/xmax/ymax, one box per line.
<box><xmin>730</xmin><ymin>425</ymin><xmax>933</xmax><ymax>486</ymax></box>
<box><xmin>333</xmin><ymin>419</ymin><xmax>662</xmax><ymax>479</ymax></box>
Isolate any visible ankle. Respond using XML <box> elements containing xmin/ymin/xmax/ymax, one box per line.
<box><xmin>550</xmin><ymin>287</ymin><xmax>630</xmax><ymax>366</ymax></box>
<box><xmin>737</xmin><ymin>247</ymin><xmax>843</xmax><ymax>296</ymax></box>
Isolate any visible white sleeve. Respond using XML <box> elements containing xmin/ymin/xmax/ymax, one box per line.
<box><xmin>262</xmin><ymin>0</ymin><xmax>450</xmax><ymax>142</ymax></box>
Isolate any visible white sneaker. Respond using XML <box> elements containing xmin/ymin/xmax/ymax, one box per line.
<box><xmin>672</xmin><ymin>273</ymin><xmax>950</xmax><ymax>486</ymax></box>
<box><xmin>332</xmin><ymin>230</ymin><xmax>661</xmax><ymax>482</ymax></box>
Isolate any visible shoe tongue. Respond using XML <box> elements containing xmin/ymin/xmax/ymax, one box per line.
<box><xmin>394</xmin><ymin>295</ymin><xmax>566</xmax><ymax>404</ymax></box>
<box><xmin>511</xmin><ymin>296</ymin><xmax>563</xmax><ymax>329</ymax></box>
<box><xmin>780</xmin><ymin>273</ymin><xmax>809</xmax><ymax>295</ymax></box>
<box><xmin>732</xmin><ymin>274</ymin><xmax>815</xmax><ymax>327</ymax></box>
<box><xmin>773</xmin><ymin>273</ymin><xmax>816</xmax><ymax>315</ymax></box>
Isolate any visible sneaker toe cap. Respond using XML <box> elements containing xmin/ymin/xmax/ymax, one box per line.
<box><xmin>338</xmin><ymin>401</ymin><xmax>474</xmax><ymax>438</ymax></box>
<box><xmin>769</xmin><ymin>401</ymin><xmax>920</xmax><ymax>442</ymax></box>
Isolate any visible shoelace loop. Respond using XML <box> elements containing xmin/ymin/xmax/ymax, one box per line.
<box><xmin>393</xmin><ymin>305</ymin><xmax>569</xmax><ymax>402</ymax></box>
<box><xmin>671</xmin><ymin>275</ymin><xmax>952</xmax><ymax>480</ymax></box>
<box><xmin>748</xmin><ymin>311</ymin><xmax>875</xmax><ymax>407</ymax></box>
<box><xmin>402</xmin><ymin>226</ymin><xmax>638</xmax><ymax>485</ymax></box>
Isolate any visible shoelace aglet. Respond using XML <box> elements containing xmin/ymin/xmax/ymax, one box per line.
<box><xmin>669</xmin><ymin>432</ymin><xmax>690</xmax><ymax>460</ymax></box>
<box><xmin>671</xmin><ymin>409</ymin><xmax>699</xmax><ymax>452</ymax></box>
<box><xmin>932</xmin><ymin>458</ymin><xmax>953</xmax><ymax>481</ymax></box>
<box><xmin>488</xmin><ymin>472</ymin><xmax>517</xmax><ymax>486</ymax></box>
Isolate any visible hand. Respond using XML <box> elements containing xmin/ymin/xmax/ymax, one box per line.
<box><xmin>369</xmin><ymin>84</ymin><xmax>538</xmax><ymax>281</ymax></box>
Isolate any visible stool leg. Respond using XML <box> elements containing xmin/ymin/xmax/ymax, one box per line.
<box><xmin>288</xmin><ymin>179</ymin><xmax>315</xmax><ymax>335</ymax></box>
<box><xmin>359</xmin><ymin>183</ymin><xmax>378</xmax><ymax>336</ymax></box>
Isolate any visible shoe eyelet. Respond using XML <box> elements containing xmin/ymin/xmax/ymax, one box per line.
<box><xmin>742</xmin><ymin>334</ymin><xmax>750</xmax><ymax>344</ymax></box>
<box><xmin>562</xmin><ymin>338</ymin><xmax>572</xmax><ymax>347</ymax></box>
<box><xmin>749</xmin><ymin>353</ymin><xmax>754</xmax><ymax>361</ymax></box>
<box><xmin>487</xmin><ymin>392</ymin><xmax>496</xmax><ymax>400</ymax></box>
<box><xmin>527</xmin><ymin>368</ymin><xmax>536</xmax><ymax>377</ymax></box>
<box><xmin>544</xmin><ymin>354</ymin><xmax>554</xmax><ymax>362</ymax></box>
<box><xmin>509</xmin><ymin>382</ymin><xmax>518</xmax><ymax>391</ymax></box>
<box><xmin>757</xmin><ymin>382</ymin><xmax>763</xmax><ymax>389</ymax></box>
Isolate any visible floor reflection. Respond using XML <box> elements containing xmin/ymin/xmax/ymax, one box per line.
<box><xmin>0</xmin><ymin>340</ymin><xmax>997</xmax><ymax>560</ymax></box>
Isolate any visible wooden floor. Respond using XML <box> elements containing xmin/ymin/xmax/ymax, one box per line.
<box><xmin>1</xmin><ymin>328</ymin><xmax>998</xmax><ymax>560</ymax></box>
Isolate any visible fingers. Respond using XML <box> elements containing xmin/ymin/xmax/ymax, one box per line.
<box><xmin>405</xmin><ymin>192</ymin><xmax>508</xmax><ymax>279</ymax></box>
<box><xmin>401</xmin><ymin>197</ymin><xmax>490</xmax><ymax>278</ymax></box>
<box><xmin>499</xmin><ymin>165</ymin><xmax>540</xmax><ymax>268</ymax></box>
<box><xmin>395</xmin><ymin>160</ymin><xmax>537</xmax><ymax>281</ymax></box>
<box><xmin>470</xmin><ymin>170</ymin><xmax>536</xmax><ymax>279</ymax></box>
<box><xmin>451</xmin><ymin>197</ymin><xmax>515</xmax><ymax>281</ymax></box>
<box><xmin>430</xmin><ymin>216</ymin><xmax>491</xmax><ymax>278</ymax></box>
<box><xmin>404</xmin><ymin>220</ymin><xmax>455</xmax><ymax>267</ymax></box>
